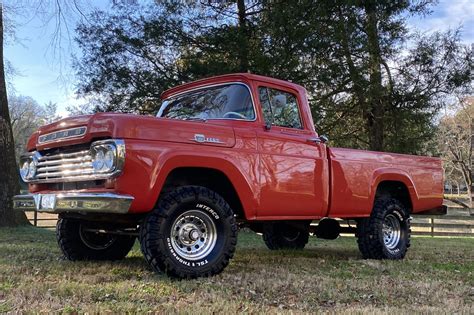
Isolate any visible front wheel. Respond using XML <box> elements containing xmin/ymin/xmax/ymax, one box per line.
<box><xmin>356</xmin><ymin>198</ymin><xmax>411</xmax><ymax>259</ymax></box>
<box><xmin>139</xmin><ymin>186</ymin><xmax>238</xmax><ymax>279</ymax></box>
<box><xmin>56</xmin><ymin>218</ymin><xmax>136</xmax><ymax>261</ymax></box>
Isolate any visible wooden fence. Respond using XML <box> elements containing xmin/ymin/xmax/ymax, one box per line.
<box><xmin>25</xmin><ymin>208</ymin><xmax>474</xmax><ymax>237</ymax></box>
<box><xmin>25</xmin><ymin>210</ymin><xmax>57</xmax><ymax>229</ymax></box>
<box><xmin>410</xmin><ymin>214</ymin><xmax>474</xmax><ymax>237</ymax></box>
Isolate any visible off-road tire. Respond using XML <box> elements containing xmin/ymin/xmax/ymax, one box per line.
<box><xmin>56</xmin><ymin>217</ymin><xmax>136</xmax><ymax>261</ymax></box>
<box><xmin>356</xmin><ymin>198</ymin><xmax>411</xmax><ymax>259</ymax></box>
<box><xmin>263</xmin><ymin>221</ymin><xmax>310</xmax><ymax>250</ymax></box>
<box><xmin>139</xmin><ymin>186</ymin><xmax>238</xmax><ymax>279</ymax></box>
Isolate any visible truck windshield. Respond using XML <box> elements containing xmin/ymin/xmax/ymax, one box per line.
<box><xmin>157</xmin><ymin>84</ymin><xmax>255</xmax><ymax>121</ymax></box>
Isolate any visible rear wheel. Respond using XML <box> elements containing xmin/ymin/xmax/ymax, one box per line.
<box><xmin>356</xmin><ymin>198</ymin><xmax>410</xmax><ymax>259</ymax></box>
<box><xmin>139</xmin><ymin>186</ymin><xmax>238</xmax><ymax>279</ymax></box>
<box><xmin>56</xmin><ymin>218</ymin><xmax>136</xmax><ymax>261</ymax></box>
<box><xmin>263</xmin><ymin>221</ymin><xmax>310</xmax><ymax>250</ymax></box>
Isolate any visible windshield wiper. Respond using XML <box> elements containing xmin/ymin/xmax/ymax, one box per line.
<box><xmin>184</xmin><ymin>117</ymin><xmax>207</xmax><ymax>122</ymax></box>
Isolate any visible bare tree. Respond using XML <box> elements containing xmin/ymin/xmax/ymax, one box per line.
<box><xmin>439</xmin><ymin>97</ymin><xmax>474</xmax><ymax>209</ymax></box>
<box><xmin>9</xmin><ymin>95</ymin><xmax>60</xmax><ymax>160</ymax></box>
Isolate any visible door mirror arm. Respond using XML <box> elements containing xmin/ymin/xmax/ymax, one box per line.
<box><xmin>319</xmin><ymin>135</ymin><xmax>329</xmax><ymax>143</ymax></box>
<box><xmin>264</xmin><ymin>120</ymin><xmax>272</xmax><ymax>131</ymax></box>
<box><xmin>307</xmin><ymin>135</ymin><xmax>329</xmax><ymax>144</ymax></box>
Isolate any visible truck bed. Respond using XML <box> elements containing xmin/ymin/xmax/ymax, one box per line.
<box><xmin>327</xmin><ymin>147</ymin><xmax>444</xmax><ymax>218</ymax></box>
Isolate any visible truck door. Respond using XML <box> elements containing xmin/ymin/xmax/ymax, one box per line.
<box><xmin>255</xmin><ymin>84</ymin><xmax>328</xmax><ymax>219</ymax></box>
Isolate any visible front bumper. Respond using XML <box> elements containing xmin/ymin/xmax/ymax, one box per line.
<box><xmin>13</xmin><ymin>193</ymin><xmax>134</xmax><ymax>214</ymax></box>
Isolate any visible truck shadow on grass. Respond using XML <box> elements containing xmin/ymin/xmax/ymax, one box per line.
<box><xmin>1</xmin><ymin>226</ymin><xmax>360</xmax><ymax>273</ymax></box>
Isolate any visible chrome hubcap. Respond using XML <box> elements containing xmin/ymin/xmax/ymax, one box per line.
<box><xmin>171</xmin><ymin>210</ymin><xmax>217</xmax><ymax>261</ymax></box>
<box><xmin>382</xmin><ymin>214</ymin><xmax>401</xmax><ymax>250</ymax></box>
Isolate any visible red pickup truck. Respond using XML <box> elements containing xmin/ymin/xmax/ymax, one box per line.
<box><xmin>14</xmin><ymin>73</ymin><xmax>445</xmax><ymax>278</ymax></box>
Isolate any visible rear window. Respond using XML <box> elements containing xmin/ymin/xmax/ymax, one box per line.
<box><xmin>157</xmin><ymin>84</ymin><xmax>255</xmax><ymax>121</ymax></box>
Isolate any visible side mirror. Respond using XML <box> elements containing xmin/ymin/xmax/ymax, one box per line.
<box><xmin>307</xmin><ymin>135</ymin><xmax>329</xmax><ymax>144</ymax></box>
<box><xmin>319</xmin><ymin>135</ymin><xmax>329</xmax><ymax>143</ymax></box>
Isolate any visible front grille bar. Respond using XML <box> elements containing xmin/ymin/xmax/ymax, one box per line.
<box><xmin>35</xmin><ymin>150</ymin><xmax>94</xmax><ymax>181</ymax></box>
<box><xmin>37</xmin><ymin>149</ymin><xmax>90</xmax><ymax>161</ymax></box>
<box><xmin>36</xmin><ymin>162</ymin><xmax>93</xmax><ymax>173</ymax></box>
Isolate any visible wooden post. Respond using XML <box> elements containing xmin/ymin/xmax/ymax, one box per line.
<box><xmin>430</xmin><ymin>218</ymin><xmax>434</xmax><ymax>237</ymax></box>
<box><xmin>471</xmin><ymin>118</ymin><xmax>474</xmax><ymax>215</ymax></box>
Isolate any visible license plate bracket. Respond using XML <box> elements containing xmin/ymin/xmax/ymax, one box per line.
<box><xmin>39</xmin><ymin>194</ymin><xmax>56</xmax><ymax>211</ymax></box>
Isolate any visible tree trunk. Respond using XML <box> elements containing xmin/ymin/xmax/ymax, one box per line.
<box><xmin>364</xmin><ymin>1</ymin><xmax>385</xmax><ymax>151</ymax></box>
<box><xmin>0</xmin><ymin>5</ymin><xmax>29</xmax><ymax>227</ymax></box>
<box><xmin>236</xmin><ymin>0</ymin><xmax>249</xmax><ymax>72</ymax></box>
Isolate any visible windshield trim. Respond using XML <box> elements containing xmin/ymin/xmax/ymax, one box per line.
<box><xmin>157</xmin><ymin>82</ymin><xmax>258</xmax><ymax>122</ymax></box>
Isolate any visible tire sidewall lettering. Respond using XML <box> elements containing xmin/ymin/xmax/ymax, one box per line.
<box><xmin>392</xmin><ymin>209</ymin><xmax>404</xmax><ymax>222</ymax></box>
<box><xmin>195</xmin><ymin>203</ymin><xmax>220</xmax><ymax>220</ymax></box>
<box><xmin>384</xmin><ymin>207</ymin><xmax>407</xmax><ymax>256</ymax></box>
<box><xmin>166</xmin><ymin>237</ymin><xmax>209</xmax><ymax>267</ymax></box>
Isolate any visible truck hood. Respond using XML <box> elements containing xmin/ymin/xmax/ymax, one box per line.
<box><xmin>27</xmin><ymin>113</ymin><xmax>236</xmax><ymax>151</ymax></box>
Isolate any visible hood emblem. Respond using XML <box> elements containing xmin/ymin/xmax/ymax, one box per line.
<box><xmin>38</xmin><ymin>126</ymin><xmax>87</xmax><ymax>144</ymax></box>
<box><xmin>193</xmin><ymin>134</ymin><xmax>224</xmax><ymax>144</ymax></box>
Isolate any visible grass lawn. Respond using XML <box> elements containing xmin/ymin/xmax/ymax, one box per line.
<box><xmin>0</xmin><ymin>226</ymin><xmax>473</xmax><ymax>313</ymax></box>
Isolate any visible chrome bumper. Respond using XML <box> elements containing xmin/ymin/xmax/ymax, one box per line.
<box><xmin>13</xmin><ymin>193</ymin><xmax>134</xmax><ymax>214</ymax></box>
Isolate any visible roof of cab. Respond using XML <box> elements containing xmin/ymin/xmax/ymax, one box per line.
<box><xmin>161</xmin><ymin>73</ymin><xmax>307</xmax><ymax>99</ymax></box>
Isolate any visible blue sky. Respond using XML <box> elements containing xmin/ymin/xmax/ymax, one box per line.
<box><xmin>4</xmin><ymin>0</ymin><xmax>474</xmax><ymax>117</ymax></box>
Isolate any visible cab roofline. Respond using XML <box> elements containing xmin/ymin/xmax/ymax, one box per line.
<box><xmin>161</xmin><ymin>73</ymin><xmax>307</xmax><ymax>100</ymax></box>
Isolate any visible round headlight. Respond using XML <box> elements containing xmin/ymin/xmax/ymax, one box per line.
<box><xmin>20</xmin><ymin>161</ymin><xmax>30</xmax><ymax>181</ymax></box>
<box><xmin>28</xmin><ymin>161</ymin><xmax>37</xmax><ymax>179</ymax></box>
<box><xmin>91</xmin><ymin>141</ymin><xmax>118</xmax><ymax>173</ymax></box>
<box><xmin>104</xmin><ymin>149</ymin><xmax>115</xmax><ymax>170</ymax></box>
<box><xmin>92</xmin><ymin>150</ymin><xmax>105</xmax><ymax>171</ymax></box>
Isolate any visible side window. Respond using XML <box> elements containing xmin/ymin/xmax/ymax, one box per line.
<box><xmin>258</xmin><ymin>87</ymin><xmax>303</xmax><ymax>129</ymax></box>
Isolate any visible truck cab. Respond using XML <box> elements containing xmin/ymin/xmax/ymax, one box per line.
<box><xmin>14</xmin><ymin>73</ymin><xmax>445</xmax><ymax>278</ymax></box>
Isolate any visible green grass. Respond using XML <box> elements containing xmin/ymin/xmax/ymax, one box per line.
<box><xmin>0</xmin><ymin>226</ymin><xmax>473</xmax><ymax>313</ymax></box>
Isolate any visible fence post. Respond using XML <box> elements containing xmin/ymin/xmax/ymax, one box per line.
<box><xmin>471</xmin><ymin>117</ymin><xmax>473</xmax><ymax>215</ymax></box>
<box><xmin>430</xmin><ymin>218</ymin><xmax>434</xmax><ymax>237</ymax></box>
<box><xmin>33</xmin><ymin>210</ymin><xmax>37</xmax><ymax>227</ymax></box>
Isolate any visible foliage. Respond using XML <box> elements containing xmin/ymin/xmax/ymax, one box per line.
<box><xmin>74</xmin><ymin>3</ymin><xmax>184</xmax><ymax>114</ymax></box>
<box><xmin>73</xmin><ymin>1</ymin><xmax>473</xmax><ymax>154</ymax></box>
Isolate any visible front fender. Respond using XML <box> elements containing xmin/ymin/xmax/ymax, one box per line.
<box><xmin>116</xmin><ymin>139</ymin><xmax>259</xmax><ymax>218</ymax></box>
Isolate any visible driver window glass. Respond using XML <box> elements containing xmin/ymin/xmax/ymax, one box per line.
<box><xmin>258</xmin><ymin>87</ymin><xmax>303</xmax><ymax>129</ymax></box>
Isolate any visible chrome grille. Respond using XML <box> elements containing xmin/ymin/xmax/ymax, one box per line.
<box><xmin>36</xmin><ymin>149</ymin><xmax>94</xmax><ymax>181</ymax></box>
<box><xmin>21</xmin><ymin>139</ymin><xmax>125</xmax><ymax>184</ymax></box>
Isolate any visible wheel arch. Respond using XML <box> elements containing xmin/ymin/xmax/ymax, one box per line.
<box><xmin>370</xmin><ymin>169</ymin><xmax>419</xmax><ymax>213</ymax></box>
<box><xmin>150</xmin><ymin>155</ymin><xmax>258</xmax><ymax>220</ymax></box>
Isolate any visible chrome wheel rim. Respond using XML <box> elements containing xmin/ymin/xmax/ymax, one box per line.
<box><xmin>382</xmin><ymin>214</ymin><xmax>401</xmax><ymax>250</ymax></box>
<box><xmin>170</xmin><ymin>210</ymin><xmax>217</xmax><ymax>261</ymax></box>
<box><xmin>79</xmin><ymin>225</ymin><xmax>115</xmax><ymax>250</ymax></box>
